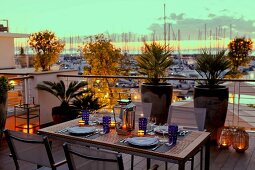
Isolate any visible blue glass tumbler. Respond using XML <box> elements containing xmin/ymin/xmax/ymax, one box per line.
<box><xmin>168</xmin><ymin>124</ymin><xmax>178</xmax><ymax>145</ymax></box>
<box><xmin>138</xmin><ymin>117</ymin><xmax>147</xmax><ymax>134</ymax></box>
<box><xmin>82</xmin><ymin>110</ymin><xmax>90</xmax><ymax>125</ymax></box>
<box><xmin>102</xmin><ymin>116</ymin><xmax>111</xmax><ymax>134</ymax></box>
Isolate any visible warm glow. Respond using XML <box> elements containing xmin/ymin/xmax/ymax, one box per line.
<box><xmin>9</xmin><ymin>80</ymin><xmax>16</xmax><ymax>86</ymax></box>
<box><xmin>110</xmin><ymin>121</ymin><xmax>116</xmax><ymax>128</ymax></box>
<box><xmin>122</xmin><ymin>124</ymin><xmax>127</xmax><ymax>130</ymax></box>
<box><xmin>78</xmin><ymin>120</ymin><xmax>85</xmax><ymax>126</ymax></box>
<box><xmin>22</xmin><ymin>124</ymin><xmax>34</xmax><ymax>134</ymax></box>
<box><xmin>137</xmin><ymin>130</ymin><xmax>145</xmax><ymax>136</ymax></box>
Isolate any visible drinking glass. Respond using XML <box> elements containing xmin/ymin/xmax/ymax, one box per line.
<box><xmin>168</xmin><ymin>124</ymin><xmax>178</xmax><ymax>145</ymax></box>
<box><xmin>102</xmin><ymin>116</ymin><xmax>111</xmax><ymax>134</ymax></box>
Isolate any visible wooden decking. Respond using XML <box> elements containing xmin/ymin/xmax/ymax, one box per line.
<box><xmin>1</xmin><ymin>133</ymin><xmax>255</xmax><ymax>170</ymax></box>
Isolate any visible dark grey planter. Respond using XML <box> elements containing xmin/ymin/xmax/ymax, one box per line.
<box><xmin>141</xmin><ymin>83</ymin><xmax>173</xmax><ymax>125</ymax></box>
<box><xmin>194</xmin><ymin>85</ymin><xmax>229</xmax><ymax>134</ymax></box>
<box><xmin>52</xmin><ymin>106</ymin><xmax>79</xmax><ymax>124</ymax></box>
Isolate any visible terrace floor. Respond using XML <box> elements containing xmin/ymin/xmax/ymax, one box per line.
<box><xmin>2</xmin><ymin>100</ymin><xmax>255</xmax><ymax>170</ymax></box>
<box><xmin>1</xmin><ymin>134</ymin><xmax>255</xmax><ymax>170</ymax></box>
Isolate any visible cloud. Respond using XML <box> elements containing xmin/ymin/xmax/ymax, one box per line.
<box><xmin>147</xmin><ymin>13</ymin><xmax>255</xmax><ymax>40</ymax></box>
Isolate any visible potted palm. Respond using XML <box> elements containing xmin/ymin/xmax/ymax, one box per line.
<box><xmin>136</xmin><ymin>42</ymin><xmax>173</xmax><ymax>124</ymax></box>
<box><xmin>0</xmin><ymin>76</ymin><xmax>13</xmax><ymax>140</ymax></box>
<box><xmin>36</xmin><ymin>80</ymin><xmax>88</xmax><ymax>124</ymax></box>
<box><xmin>194</xmin><ymin>49</ymin><xmax>231</xmax><ymax>141</ymax></box>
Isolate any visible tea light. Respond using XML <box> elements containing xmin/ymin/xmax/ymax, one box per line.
<box><xmin>137</xmin><ymin>130</ymin><xmax>145</xmax><ymax>136</ymax></box>
<box><xmin>78</xmin><ymin>120</ymin><xmax>85</xmax><ymax>126</ymax></box>
<box><xmin>110</xmin><ymin>121</ymin><xmax>116</xmax><ymax>128</ymax></box>
<box><xmin>122</xmin><ymin>124</ymin><xmax>127</xmax><ymax>130</ymax></box>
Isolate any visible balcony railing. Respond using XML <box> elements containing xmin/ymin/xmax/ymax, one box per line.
<box><xmin>5</xmin><ymin>73</ymin><xmax>255</xmax><ymax>130</ymax></box>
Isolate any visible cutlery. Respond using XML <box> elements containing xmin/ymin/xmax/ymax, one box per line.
<box><xmin>152</xmin><ymin>143</ymin><xmax>163</xmax><ymax>151</ymax></box>
<box><xmin>85</xmin><ymin>132</ymin><xmax>98</xmax><ymax>138</ymax></box>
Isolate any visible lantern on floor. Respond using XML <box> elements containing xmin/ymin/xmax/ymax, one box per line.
<box><xmin>218</xmin><ymin>127</ymin><xmax>232</xmax><ymax>149</ymax></box>
<box><xmin>232</xmin><ymin>127</ymin><xmax>249</xmax><ymax>153</ymax></box>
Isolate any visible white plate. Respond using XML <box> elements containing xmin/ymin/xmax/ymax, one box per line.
<box><xmin>127</xmin><ymin>137</ymin><xmax>159</xmax><ymax>147</ymax></box>
<box><xmin>154</xmin><ymin>126</ymin><xmax>168</xmax><ymax>134</ymax></box>
<box><xmin>68</xmin><ymin>127</ymin><xmax>96</xmax><ymax>135</ymax></box>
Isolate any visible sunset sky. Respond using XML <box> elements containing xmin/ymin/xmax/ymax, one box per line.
<box><xmin>1</xmin><ymin>0</ymin><xmax>254</xmax><ymax>40</ymax></box>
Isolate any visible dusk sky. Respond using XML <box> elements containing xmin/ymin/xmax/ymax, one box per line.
<box><xmin>1</xmin><ymin>0</ymin><xmax>255</xmax><ymax>40</ymax></box>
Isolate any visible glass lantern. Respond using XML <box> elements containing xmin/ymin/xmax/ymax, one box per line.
<box><xmin>218</xmin><ymin>127</ymin><xmax>232</xmax><ymax>149</ymax></box>
<box><xmin>232</xmin><ymin>127</ymin><xmax>249</xmax><ymax>153</ymax></box>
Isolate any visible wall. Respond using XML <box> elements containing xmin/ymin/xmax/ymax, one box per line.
<box><xmin>30</xmin><ymin>70</ymin><xmax>78</xmax><ymax>124</ymax></box>
<box><xmin>0</xmin><ymin>37</ymin><xmax>15</xmax><ymax>69</ymax></box>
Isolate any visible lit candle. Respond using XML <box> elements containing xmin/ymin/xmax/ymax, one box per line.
<box><xmin>137</xmin><ymin>130</ymin><xmax>145</xmax><ymax>136</ymax></box>
<box><xmin>78</xmin><ymin>120</ymin><xmax>85</xmax><ymax>127</ymax></box>
<box><xmin>110</xmin><ymin>121</ymin><xmax>116</xmax><ymax>128</ymax></box>
<box><xmin>122</xmin><ymin>124</ymin><xmax>127</xmax><ymax>130</ymax></box>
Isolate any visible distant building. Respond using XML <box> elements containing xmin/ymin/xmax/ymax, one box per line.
<box><xmin>0</xmin><ymin>32</ymin><xmax>29</xmax><ymax>69</ymax></box>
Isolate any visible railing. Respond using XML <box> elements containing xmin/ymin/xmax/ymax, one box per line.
<box><xmin>57</xmin><ymin>74</ymin><xmax>255</xmax><ymax>130</ymax></box>
<box><xmin>5</xmin><ymin>73</ymin><xmax>255</xmax><ymax>130</ymax></box>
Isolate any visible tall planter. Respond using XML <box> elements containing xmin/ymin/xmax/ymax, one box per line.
<box><xmin>0</xmin><ymin>91</ymin><xmax>8</xmax><ymax>139</ymax></box>
<box><xmin>52</xmin><ymin>106</ymin><xmax>79</xmax><ymax>124</ymax></box>
<box><xmin>141</xmin><ymin>83</ymin><xmax>173</xmax><ymax>125</ymax></box>
<box><xmin>194</xmin><ymin>85</ymin><xmax>229</xmax><ymax>141</ymax></box>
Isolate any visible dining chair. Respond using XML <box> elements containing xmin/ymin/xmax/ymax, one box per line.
<box><xmin>167</xmin><ymin>106</ymin><xmax>207</xmax><ymax>170</ymax></box>
<box><xmin>4</xmin><ymin>129</ymin><xmax>67</xmax><ymax>170</ymax></box>
<box><xmin>131</xmin><ymin>102</ymin><xmax>152</xmax><ymax>170</ymax></box>
<box><xmin>63</xmin><ymin>142</ymin><xmax>124</xmax><ymax>170</ymax></box>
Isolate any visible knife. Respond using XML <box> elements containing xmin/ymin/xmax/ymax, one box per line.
<box><xmin>152</xmin><ymin>143</ymin><xmax>163</xmax><ymax>151</ymax></box>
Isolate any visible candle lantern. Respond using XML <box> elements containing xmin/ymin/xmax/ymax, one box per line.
<box><xmin>232</xmin><ymin>127</ymin><xmax>249</xmax><ymax>153</ymax></box>
<box><xmin>218</xmin><ymin>127</ymin><xmax>232</xmax><ymax>149</ymax></box>
<box><xmin>122</xmin><ymin>102</ymin><xmax>136</xmax><ymax>131</ymax></box>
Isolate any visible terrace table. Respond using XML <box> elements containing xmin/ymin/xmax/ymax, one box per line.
<box><xmin>38</xmin><ymin>118</ymin><xmax>210</xmax><ymax>170</ymax></box>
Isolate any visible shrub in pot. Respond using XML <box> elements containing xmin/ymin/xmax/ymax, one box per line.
<box><xmin>194</xmin><ymin>49</ymin><xmax>231</xmax><ymax>142</ymax></box>
<box><xmin>36</xmin><ymin>80</ymin><xmax>87</xmax><ymax>124</ymax></box>
<box><xmin>0</xmin><ymin>76</ymin><xmax>13</xmax><ymax>140</ymax></box>
<box><xmin>136</xmin><ymin>42</ymin><xmax>173</xmax><ymax>124</ymax></box>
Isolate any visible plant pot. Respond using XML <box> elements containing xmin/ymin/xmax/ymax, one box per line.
<box><xmin>0</xmin><ymin>91</ymin><xmax>7</xmax><ymax>140</ymax></box>
<box><xmin>52</xmin><ymin>106</ymin><xmax>79</xmax><ymax>124</ymax></box>
<box><xmin>194</xmin><ymin>85</ymin><xmax>229</xmax><ymax>141</ymax></box>
<box><xmin>141</xmin><ymin>83</ymin><xmax>173</xmax><ymax>125</ymax></box>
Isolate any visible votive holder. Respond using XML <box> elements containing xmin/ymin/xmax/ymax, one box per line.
<box><xmin>78</xmin><ymin>120</ymin><xmax>85</xmax><ymax>127</ymax></box>
<box><xmin>168</xmin><ymin>124</ymin><xmax>178</xmax><ymax>145</ymax></box>
<box><xmin>102</xmin><ymin>116</ymin><xmax>111</xmax><ymax>134</ymax></box>
<box><xmin>82</xmin><ymin>110</ymin><xmax>90</xmax><ymax>125</ymax></box>
<box><xmin>138</xmin><ymin>117</ymin><xmax>147</xmax><ymax>134</ymax></box>
<box><xmin>137</xmin><ymin>130</ymin><xmax>145</xmax><ymax>136</ymax></box>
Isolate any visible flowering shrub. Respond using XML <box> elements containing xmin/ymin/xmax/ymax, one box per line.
<box><xmin>28</xmin><ymin>30</ymin><xmax>65</xmax><ymax>71</ymax></box>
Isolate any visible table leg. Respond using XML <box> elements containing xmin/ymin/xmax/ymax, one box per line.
<box><xmin>205</xmin><ymin>137</ymin><xmax>210</xmax><ymax>170</ymax></box>
<box><xmin>147</xmin><ymin>158</ymin><xmax>151</xmax><ymax>170</ymax></box>
<box><xmin>178</xmin><ymin>160</ymin><xmax>185</xmax><ymax>170</ymax></box>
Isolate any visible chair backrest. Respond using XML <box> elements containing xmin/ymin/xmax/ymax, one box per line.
<box><xmin>167</xmin><ymin>106</ymin><xmax>206</xmax><ymax>131</ymax></box>
<box><xmin>4</xmin><ymin>129</ymin><xmax>55</xmax><ymax>169</ymax></box>
<box><xmin>142</xmin><ymin>102</ymin><xmax>152</xmax><ymax>118</ymax></box>
<box><xmin>63</xmin><ymin>142</ymin><xmax>124</xmax><ymax>170</ymax></box>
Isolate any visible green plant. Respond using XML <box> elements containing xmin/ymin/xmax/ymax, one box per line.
<box><xmin>36</xmin><ymin>80</ymin><xmax>87</xmax><ymax>108</ymax></box>
<box><xmin>72</xmin><ymin>93</ymin><xmax>106</xmax><ymax>112</ymax></box>
<box><xmin>0</xmin><ymin>76</ymin><xmax>14</xmax><ymax>102</ymax></box>
<box><xmin>195</xmin><ymin>50</ymin><xmax>231</xmax><ymax>87</ymax></box>
<box><xmin>136</xmin><ymin>42</ymin><xmax>173</xmax><ymax>84</ymax></box>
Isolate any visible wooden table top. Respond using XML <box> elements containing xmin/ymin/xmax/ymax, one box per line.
<box><xmin>38</xmin><ymin>118</ymin><xmax>210</xmax><ymax>162</ymax></box>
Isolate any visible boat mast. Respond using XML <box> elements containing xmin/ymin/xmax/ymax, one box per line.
<box><xmin>164</xmin><ymin>4</ymin><xmax>166</xmax><ymax>48</ymax></box>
